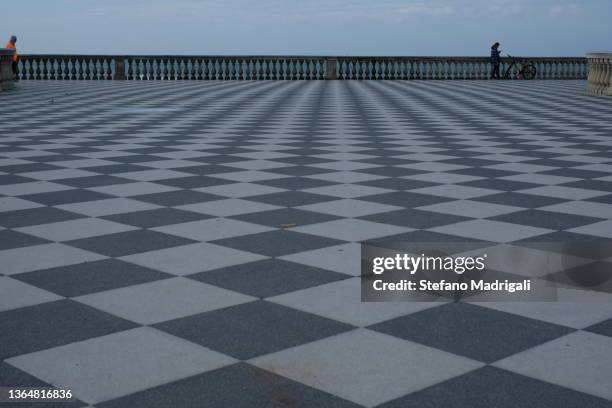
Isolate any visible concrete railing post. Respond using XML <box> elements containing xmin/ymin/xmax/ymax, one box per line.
<box><xmin>325</xmin><ymin>57</ymin><xmax>337</xmax><ymax>80</ymax></box>
<box><xmin>587</xmin><ymin>53</ymin><xmax>612</xmax><ymax>96</ymax></box>
<box><xmin>114</xmin><ymin>57</ymin><xmax>126</xmax><ymax>80</ymax></box>
<box><xmin>0</xmin><ymin>49</ymin><xmax>16</xmax><ymax>91</ymax></box>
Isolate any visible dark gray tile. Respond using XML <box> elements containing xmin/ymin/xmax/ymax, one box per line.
<box><xmin>361</xmin><ymin>192</ymin><xmax>451</xmax><ymax>208</ymax></box>
<box><xmin>155</xmin><ymin>301</ymin><xmax>354</xmax><ymax>359</ymax></box>
<box><xmin>97</xmin><ymin>363</ymin><xmax>361</xmax><ymax>408</ymax></box>
<box><xmin>586</xmin><ymin>318</ymin><xmax>612</xmax><ymax>338</ymax></box>
<box><xmin>360</xmin><ymin>209</ymin><xmax>471</xmax><ymax>229</ymax></box>
<box><xmin>132</xmin><ymin>190</ymin><xmax>223</xmax><ymax>206</ymax></box>
<box><xmin>0</xmin><ymin>300</ymin><xmax>137</xmax><ymax>360</ymax></box>
<box><xmin>475</xmin><ymin>192</ymin><xmax>564</xmax><ymax>208</ymax></box>
<box><xmin>379</xmin><ymin>366</ymin><xmax>612</xmax><ymax>408</ymax></box>
<box><xmin>248</xmin><ymin>191</ymin><xmax>336</xmax><ymax>207</ymax></box>
<box><xmin>0</xmin><ymin>230</ymin><xmax>49</xmax><ymax>250</ymax></box>
<box><xmin>0</xmin><ymin>175</ymin><xmax>35</xmax><ymax>185</ymax></box>
<box><xmin>357</xmin><ymin>178</ymin><xmax>436</xmax><ymax>191</ymax></box>
<box><xmin>21</xmin><ymin>189</ymin><xmax>113</xmax><ymax>206</ymax></box>
<box><xmin>54</xmin><ymin>175</ymin><xmax>133</xmax><ymax>188</ymax></box>
<box><xmin>172</xmin><ymin>164</ymin><xmax>236</xmax><ymax>175</ymax></box>
<box><xmin>491</xmin><ymin>210</ymin><xmax>604</xmax><ymax>230</ymax></box>
<box><xmin>232</xmin><ymin>208</ymin><xmax>341</xmax><ymax>227</ymax></box>
<box><xmin>212</xmin><ymin>230</ymin><xmax>345</xmax><ymax>257</ymax></box>
<box><xmin>258</xmin><ymin>177</ymin><xmax>336</xmax><ymax>190</ymax></box>
<box><xmin>0</xmin><ymin>363</ymin><xmax>87</xmax><ymax>408</ymax></box>
<box><xmin>66</xmin><ymin>230</ymin><xmax>196</xmax><ymax>257</ymax></box>
<box><xmin>4</xmin><ymin>163</ymin><xmax>61</xmax><ymax>174</ymax></box>
<box><xmin>189</xmin><ymin>259</ymin><xmax>349</xmax><ymax>298</ymax></box>
<box><xmin>14</xmin><ymin>259</ymin><xmax>172</xmax><ymax>297</ymax></box>
<box><xmin>103</xmin><ymin>208</ymin><xmax>211</xmax><ymax>228</ymax></box>
<box><xmin>461</xmin><ymin>178</ymin><xmax>539</xmax><ymax>191</ymax></box>
<box><xmin>85</xmin><ymin>164</ymin><xmax>149</xmax><ymax>174</ymax></box>
<box><xmin>0</xmin><ymin>207</ymin><xmax>84</xmax><ymax>228</ymax></box>
<box><xmin>368</xmin><ymin>303</ymin><xmax>574</xmax><ymax>363</ymax></box>
<box><xmin>544</xmin><ymin>262</ymin><xmax>612</xmax><ymax>294</ymax></box>
<box><xmin>156</xmin><ymin>176</ymin><xmax>231</xmax><ymax>189</ymax></box>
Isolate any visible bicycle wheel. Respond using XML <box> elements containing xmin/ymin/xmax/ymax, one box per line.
<box><xmin>520</xmin><ymin>64</ymin><xmax>537</xmax><ymax>80</ymax></box>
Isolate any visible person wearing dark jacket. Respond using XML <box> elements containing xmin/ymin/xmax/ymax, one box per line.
<box><xmin>490</xmin><ymin>42</ymin><xmax>501</xmax><ymax>79</ymax></box>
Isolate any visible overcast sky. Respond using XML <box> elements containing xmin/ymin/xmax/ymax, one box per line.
<box><xmin>4</xmin><ymin>0</ymin><xmax>610</xmax><ymax>56</ymax></box>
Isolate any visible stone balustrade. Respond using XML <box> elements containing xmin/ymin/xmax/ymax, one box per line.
<box><xmin>14</xmin><ymin>55</ymin><xmax>587</xmax><ymax>81</ymax></box>
<box><xmin>587</xmin><ymin>53</ymin><xmax>612</xmax><ymax>96</ymax></box>
<box><xmin>0</xmin><ymin>49</ymin><xmax>16</xmax><ymax>90</ymax></box>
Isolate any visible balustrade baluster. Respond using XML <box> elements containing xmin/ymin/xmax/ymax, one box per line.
<box><xmin>244</xmin><ymin>59</ymin><xmax>252</xmax><ymax>80</ymax></box>
<box><xmin>91</xmin><ymin>58</ymin><xmax>98</xmax><ymax>80</ymax></box>
<box><xmin>83</xmin><ymin>59</ymin><xmax>90</xmax><ymax>80</ymax></box>
<box><xmin>209</xmin><ymin>59</ymin><xmax>217</xmax><ymax>80</ymax></box>
<box><xmin>25</xmin><ymin>59</ymin><xmax>34</xmax><ymax>79</ymax></box>
<box><xmin>40</xmin><ymin>58</ymin><xmax>48</xmax><ymax>79</ymax></box>
<box><xmin>153</xmin><ymin>59</ymin><xmax>159</xmax><ymax>80</ymax></box>
<box><xmin>58</xmin><ymin>59</ymin><xmax>65</xmax><ymax>80</ymax></box>
<box><xmin>201</xmin><ymin>60</ymin><xmax>209</xmax><ymax>80</ymax></box>
<box><xmin>33</xmin><ymin>58</ymin><xmax>41</xmax><ymax>80</ymax></box>
<box><xmin>103</xmin><ymin>59</ymin><xmax>110</xmax><ymax>80</ymax></box>
<box><xmin>73</xmin><ymin>58</ymin><xmax>82</xmax><ymax>80</ymax></box>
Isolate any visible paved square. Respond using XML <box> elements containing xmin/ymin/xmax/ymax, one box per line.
<box><xmin>1</xmin><ymin>80</ymin><xmax>612</xmax><ymax>406</ymax></box>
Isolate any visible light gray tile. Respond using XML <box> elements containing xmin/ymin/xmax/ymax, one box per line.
<box><xmin>403</xmin><ymin>172</ymin><xmax>483</xmax><ymax>184</ymax></box>
<box><xmin>194</xmin><ymin>182</ymin><xmax>287</xmax><ymax>198</ymax></box>
<box><xmin>58</xmin><ymin>198</ymin><xmax>160</xmax><ymax>217</ymax></box>
<box><xmin>7</xmin><ymin>327</ymin><xmax>235</xmax><ymax>404</ymax></box>
<box><xmin>0</xmin><ymin>181</ymin><xmax>72</xmax><ymax>196</ymax></box>
<box><xmin>307</xmin><ymin>171</ymin><xmax>384</xmax><ymax>183</ymax></box>
<box><xmin>418</xmin><ymin>200</ymin><xmax>522</xmax><ymax>218</ymax></box>
<box><xmin>212</xmin><ymin>170</ymin><xmax>288</xmax><ymax>182</ymax></box>
<box><xmin>0</xmin><ymin>196</ymin><xmax>43</xmax><ymax>212</ymax></box>
<box><xmin>17</xmin><ymin>218</ymin><xmax>137</xmax><ymax>241</ymax></box>
<box><xmin>177</xmin><ymin>199</ymin><xmax>281</xmax><ymax>217</ymax></box>
<box><xmin>251</xmin><ymin>329</ymin><xmax>482</xmax><ymax>407</ymax></box>
<box><xmin>19</xmin><ymin>169</ymin><xmax>98</xmax><ymax>181</ymax></box>
<box><xmin>89</xmin><ymin>182</ymin><xmax>179</xmax><ymax>197</ymax></box>
<box><xmin>298</xmin><ymin>199</ymin><xmax>402</xmax><ymax>217</ymax></box>
<box><xmin>568</xmin><ymin>220</ymin><xmax>612</xmax><ymax>238</ymax></box>
<box><xmin>115</xmin><ymin>169</ymin><xmax>192</xmax><ymax>181</ymax></box>
<box><xmin>494</xmin><ymin>331</ymin><xmax>612</xmax><ymax>400</ymax></box>
<box><xmin>0</xmin><ymin>276</ymin><xmax>62</xmax><ymax>312</ymax></box>
<box><xmin>153</xmin><ymin>218</ymin><xmax>273</xmax><ymax>241</ymax></box>
<box><xmin>280</xmin><ymin>243</ymin><xmax>361</xmax><ymax>276</ymax></box>
<box><xmin>411</xmin><ymin>185</ymin><xmax>500</xmax><ymax>199</ymax></box>
<box><xmin>518</xmin><ymin>186</ymin><xmax>609</xmax><ymax>200</ymax></box>
<box><xmin>294</xmin><ymin>218</ymin><xmax>412</xmax><ymax>242</ymax></box>
<box><xmin>429</xmin><ymin>219</ymin><xmax>552</xmax><ymax>242</ymax></box>
<box><xmin>76</xmin><ymin>277</ymin><xmax>255</xmax><ymax>324</ymax></box>
<box><xmin>269</xmin><ymin>278</ymin><xmax>444</xmax><ymax>326</ymax></box>
<box><xmin>303</xmin><ymin>184</ymin><xmax>393</xmax><ymax>198</ymax></box>
<box><xmin>121</xmin><ymin>243</ymin><xmax>267</xmax><ymax>275</ymax></box>
<box><xmin>539</xmin><ymin>201</ymin><xmax>612</xmax><ymax>219</ymax></box>
<box><xmin>0</xmin><ymin>243</ymin><xmax>106</xmax><ymax>275</ymax></box>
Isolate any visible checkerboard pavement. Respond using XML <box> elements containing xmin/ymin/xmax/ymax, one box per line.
<box><xmin>1</xmin><ymin>80</ymin><xmax>612</xmax><ymax>407</ymax></box>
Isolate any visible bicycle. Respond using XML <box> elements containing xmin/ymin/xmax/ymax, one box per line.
<box><xmin>503</xmin><ymin>54</ymin><xmax>537</xmax><ymax>80</ymax></box>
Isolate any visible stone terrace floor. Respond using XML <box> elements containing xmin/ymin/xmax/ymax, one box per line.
<box><xmin>1</xmin><ymin>80</ymin><xmax>612</xmax><ymax>407</ymax></box>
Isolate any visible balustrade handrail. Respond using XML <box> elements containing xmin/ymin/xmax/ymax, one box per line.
<box><xmin>18</xmin><ymin>54</ymin><xmax>587</xmax><ymax>62</ymax></box>
<box><xmin>12</xmin><ymin>54</ymin><xmax>589</xmax><ymax>81</ymax></box>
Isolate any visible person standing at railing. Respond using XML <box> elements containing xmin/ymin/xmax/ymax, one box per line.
<box><xmin>490</xmin><ymin>42</ymin><xmax>501</xmax><ymax>79</ymax></box>
<box><xmin>5</xmin><ymin>35</ymin><xmax>18</xmax><ymax>79</ymax></box>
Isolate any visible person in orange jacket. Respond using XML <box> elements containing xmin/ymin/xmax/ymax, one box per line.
<box><xmin>5</xmin><ymin>35</ymin><xmax>18</xmax><ymax>78</ymax></box>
